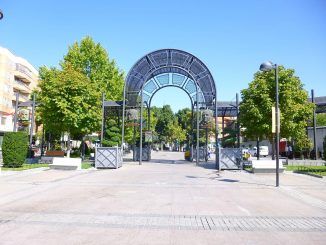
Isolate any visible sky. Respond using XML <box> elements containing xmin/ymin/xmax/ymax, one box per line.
<box><xmin>1</xmin><ymin>0</ymin><xmax>325</xmax><ymax>112</ymax></box>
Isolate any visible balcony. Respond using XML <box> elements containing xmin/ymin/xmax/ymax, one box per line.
<box><xmin>13</xmin><ymin>92</ymin><xmax>29</xmax><ymax>102</ymax></box>
<box><xmin>13</xmin><ymin>79</ymin><xmax>31</xmax><ymax>93</ymax></box>
<box><xmin>14</xmin><ymin>63</ymin><xmax>34</xmax><ymax>83</ymax></box>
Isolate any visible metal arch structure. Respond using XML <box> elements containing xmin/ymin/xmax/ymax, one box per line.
<box><xmin>122</xmin><ymin>49</ymin><xmax>219</xmax><ymax>168</ymax></box>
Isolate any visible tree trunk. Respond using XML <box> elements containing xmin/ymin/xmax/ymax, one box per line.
<box><xmin>67</xmin><ymin>134</ymin><xmax>71</xmax><ymax>158</ymax></box>
<box><xmin>271</xmin><ymin>135</ymin><xmax>275</xmax><ymax>160</ymax></box>
<box><xmin>81</xmin><ymin>135</ymin><xmax>85</xmax><ymax>160</ymax></box>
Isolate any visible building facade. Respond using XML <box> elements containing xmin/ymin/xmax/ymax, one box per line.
<box><xmin>0</xmin><ymin>47</ymin><xmax>39</xmax><ymax>150</ymax></box>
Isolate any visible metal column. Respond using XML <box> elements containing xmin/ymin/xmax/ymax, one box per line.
<box><xmin>100</xmin><ymin>93</ymin><xmax>105</xmax><ymax>145</ymax></box>
<box><xmin>215</xmin><ymin>96</ymin><xmax>219</xmax><ymax>170</ymax></box>
<box><xmin>139</xmin><ymin>88</ymin><xmax>143</xmax><ymax>165</ymax></box>
<box><xmin>312</xmin><ymin>89</ymin><xmax>318</xmax><ymax>159</ymax></box>
<box><xmin>13</xmin><ymin>93</ymin><xmax>19</xmax><ymax>132</ymax></box>
<box><xmin>205</xmin><ymin>126</ymin><xmax>208</xmax><ymax>162</ymax></box>
<box><xmin>121</xmin><ymin>84</ymin><xmax>127</xmax><ymax>155</ymax></box>
<box><xmin>196</xmin><ymin>87</ymin><xmax>199</xmax><ymax>166</ymax></box>
<box><xmin>29</xmin><ymin>94</ymin><xmax>36</xmax><ymax>158</ymax></box>
<box><xmin>275</xmin><ymin>64</ymin><xmax>280</xmax><ymax>187</ymax></box>
<box><xmin>236</xmin><ymin>93</ymin><xmax>240</xmax><ymax>148</ymax></box>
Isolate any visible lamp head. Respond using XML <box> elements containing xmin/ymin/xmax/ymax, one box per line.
<box><xmin>259</xmin><ymin>61</ymin><xmax>275</xmax><ymax>71</ymax></box>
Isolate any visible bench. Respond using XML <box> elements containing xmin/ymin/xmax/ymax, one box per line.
<box><xmin>49</xmin><ymin>157</ymin><xmax>81</xmax><ymax>170</ymax></box>
<box><xmin>252</xmin><ymin>160</ymin><xmax>284</xmax><ymax>173</ymax></box>
<box><xmin>46</xmin><ymin>151</ymin><xmax>65</xmax><ymax>157</ymax></box>
<box><xmin>40</xmin><ymin>151</ymin><xmax>65</xmax><ymax>164</ymax></box>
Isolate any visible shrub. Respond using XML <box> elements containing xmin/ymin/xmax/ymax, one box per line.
<box><xmin>2</xmin><ymin>132</ymin><xmax>28</xmax><ymax>168</ymax></box>
<box><xmin>102</xmin><ymin>119</ymin><xmax>121</xmax><ymax>147</ymax></box>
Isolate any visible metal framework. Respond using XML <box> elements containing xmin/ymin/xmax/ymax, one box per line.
<box><xmin>309</xmin><ymin>96</ymin><xmax>326</xmax><ymax>114</ymax></box>
<box><xmin>122</xmin><ymin>49</ymin><xmax>218</xmax><ymax>167</ymax></box>
<box><xmin>13</xmin><ymin>93</ymin><xmax>37</xmax><ymax>158</ymax></box>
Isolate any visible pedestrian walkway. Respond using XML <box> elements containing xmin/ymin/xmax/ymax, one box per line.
<box><xmin>0</xmin><ymin>151</ymin><xmax>325</xmax><ymax>244</ymax></box>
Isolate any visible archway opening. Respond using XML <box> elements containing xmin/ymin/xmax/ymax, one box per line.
<box><xmin>150</xmin><ymin>86</ymin><xmax>191</xmax><ymax>113</ymax></box>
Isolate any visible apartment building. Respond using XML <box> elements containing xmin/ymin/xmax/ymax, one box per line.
<box><xmin>0</xmin><ymin>47</ymin><xmax>39</xmax><ymax>149</ymax></box>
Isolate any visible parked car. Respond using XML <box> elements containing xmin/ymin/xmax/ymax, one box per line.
<box><xmin>249</xmin><ymin>146</ymin><xmax>269</xmax><ymax>157</ymax></box>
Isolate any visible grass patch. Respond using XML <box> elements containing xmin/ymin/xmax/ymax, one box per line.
<box><xmin>1</xmin><ymin>163</ymin><xmax>49</xmax><ymax>171</ymax></box>
<box><xmin>243</xmin><ymin>166</ymin><xmax>252</xmax><ymax>172</ymax></box>
<box><xmin>82</xmin><ymin>162</ymin><xmax>93</xmax><ymax>169</ymax></box>
<box><xmin>286</xmin><ymin>165</ymin><xmax>326</xmax><ymax>177</ymax></box>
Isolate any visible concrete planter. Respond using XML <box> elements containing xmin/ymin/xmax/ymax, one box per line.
<box><xmin>95</xmin><ymin>147</ymin><xmax>122</xmax><ymax>169</ymax></box>
<box><xmin>49</xmin><ymin>157</ymin><xmax>82</xmax><ymax>170</ymax></box>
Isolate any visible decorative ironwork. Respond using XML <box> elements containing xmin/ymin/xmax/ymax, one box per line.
<box><xmin>122</xmin><ymin>49</ymin><xmax>218</xmax><ymax>168</ymax></box>
<box><xmin>125</xmin><ymin>49</ymin><xmax>216</xmax><ymax>107</ymax></box>
<box><xmin>201</xmin><ymin>109</ymin><xmax>213</xmax><ymax>123</ymax></box>
<box><xmin>126</xmin><ymin>109</ymin><xmax>139</xmax><ymax>121</ymax></box>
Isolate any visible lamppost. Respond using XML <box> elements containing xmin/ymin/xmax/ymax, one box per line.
<box><xmin>260</xmin><ymin>61</ymin><xmax>280</xmax><ymax>187</ymax></box>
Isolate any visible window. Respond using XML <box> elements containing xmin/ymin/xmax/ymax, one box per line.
<box><xmin>1</xmin><ymin>116</ymin><xmax>6</xmax><ymax>125</ymax></box>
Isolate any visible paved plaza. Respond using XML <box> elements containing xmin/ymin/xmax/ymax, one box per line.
<box><xmin>0</xmin><ymin>151</ymin><xmax>326</xmax><ymax>244</ymax></box>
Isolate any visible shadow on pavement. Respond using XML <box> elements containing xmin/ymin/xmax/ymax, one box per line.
<box><xmin>148</xmin><ymin>159</ymin><xmax>190</xmax><ymax>164</ymax></box>
<box><xmin>218</xmin><ymin>178</ymin><xmax>239</xmax><ymax>183</ymax></box>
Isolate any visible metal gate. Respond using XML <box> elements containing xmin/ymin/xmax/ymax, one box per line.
<box><xmin>219</xmin><ymin>148</ymin><xmax>242</xmax><ymax>169</ymax></box>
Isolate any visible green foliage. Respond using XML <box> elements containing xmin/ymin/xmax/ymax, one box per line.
<box><xmin>239</xmin><ymin>65</ymin><xmax>314</xmax><ymax>150</ymax></box>
<box><xmin>2</xmin><ymin>132</ymin><xmax>28</xmax><ymax>168</ymax></box>
<box><xmin>317</xmin><ymin>113</ymin><xmax>326</xmax><ymax>126</ymax></box>
<box><xmin>61</xmin><ymin>36</ymin><xmax>124</xmax><ymax>101</ymax></box>
<box><xmin>166</xmin><ymin>120</ymin><xmax>187</xmax><ymax>145</ymax></box>
<box><xmin>37</xmin><ymin>65</ymin><xmax>101</xmax><ymax>136</ymax></box>
<box><xmin>222</xmin><ymin>126</ymin><xmax>237</xmax><ymax>147</ymax></box>
<box><xmin>286</xmin><ymin>165</ymin><xmax>326</xmax><ymax>177</ymax></box>
<box><xmin>1</xmin><ymin>163</ymin><xmax>49</xmax><ymax>171</ymax></box>
<box><xmin>154</xmin><ymin>105</ymin><xmax>175</xmax><ymax>142</ymax></box>
<box><xmin>36</xmin><ymin>36</ymin><xmax>124</xmax><ymax>139</ymax></box>
<box><xmin>102</xmin><ymin>119</ymin><xmax>121</xmax><ymax>147</ymax></box>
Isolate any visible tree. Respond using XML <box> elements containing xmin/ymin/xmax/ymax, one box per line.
<box><xmin>154</xmin><ymin>105</ymin><xmax>175</xmax><ymax>141</ymax></box>
<box><xmin>239</xmin><ymin>66</ymin><xmax>314</xmax><ymax>151</ymax></box>
<box><xmin>37</xmin><ymin>65</ymin><xmax>101</xmax><ymax>138</ymax></box>
<box><xmin>317</xmin><ymin>113</ymin><xmax>326</xmax><ymax>126</ymax></box>
<box><xmin>62</xmin><ymin>36</ymin><xmax>124</xmax><ymax>100</ymax></box>
<box><xmin>166</xmin><ymin>120</ymin><xmax>186</xmax><ymax>151</ymax></box>
<box><xmin>176</xmin><ymin>108</ymin><xmax>192</xmax><ymax>132</ymax></box>
<box><xmin>176</xmin><ymin>108</ymin><xmax>192</xmax><ymax>146</ymax></box>
<box><xmin>36</xmin><ymin>37</ymin><xmax>124</xmax><ymax>145</ymax></box>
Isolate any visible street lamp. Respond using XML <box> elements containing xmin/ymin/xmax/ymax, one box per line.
<box><xmin>260</xmin><ymin>61</ymin><xmax>280</xmax><ymax>187</ymax></box>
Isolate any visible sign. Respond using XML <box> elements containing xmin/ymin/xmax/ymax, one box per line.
<box><xmin>144</xmin><ymin>131</ymin><xmax>152</xmax><ymax>142</ymax></box>
<box><xmin>272</xmin><ymin>107</ymin><xmax>280</xmax><ymax>133</ymax></box>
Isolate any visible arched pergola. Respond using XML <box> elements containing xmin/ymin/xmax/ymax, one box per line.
<box><xmin>122</xmin><ymin>49</ymin><xmax>219</xmax><ymax>167</ymax></box>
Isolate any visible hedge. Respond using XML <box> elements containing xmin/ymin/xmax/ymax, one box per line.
<box><xmin>2</xmin><ymin>132</ymin><xmax>28</xmax><ymax>168</ymax></box>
